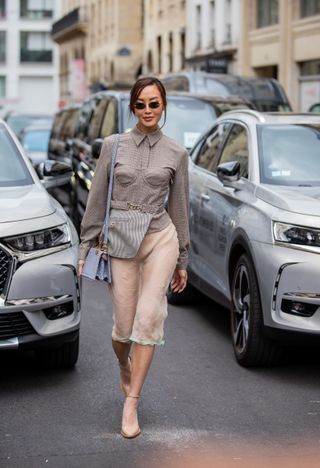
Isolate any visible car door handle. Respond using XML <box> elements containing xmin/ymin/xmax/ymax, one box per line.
<box><xmin>200</xmin><ymin>193</ymin><xmax>210</xmax><ymax>202</ymax></box>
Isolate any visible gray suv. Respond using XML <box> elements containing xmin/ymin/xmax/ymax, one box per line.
<box><xmin>172</xmin><ymin>110</ymin><xmax>320</xmax><ymax>366</ymax></box>
<box><xmin>0</xmin><ymin>119</ymin><xmax>80</xmax><ymax>367</ymax></box>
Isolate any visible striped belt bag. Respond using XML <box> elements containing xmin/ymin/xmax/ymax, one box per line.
<box><xmin>107</xmin><ymin>202</ymin><xmax>160</xmax><ymax>258</ymax></box>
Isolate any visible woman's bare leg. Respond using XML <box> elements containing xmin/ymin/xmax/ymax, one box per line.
<box><xmin>112</xmin><ymin>339</ymin><xmax>132</xmax><ymax>395</ymax></box>
<box><xmin>121</xmin><ymin>343</ymin><xmax>155</xmax><ymax>436</ymax></box>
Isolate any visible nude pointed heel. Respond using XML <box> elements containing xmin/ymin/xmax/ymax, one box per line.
<box><xmin>120</xmin><ymin>395</ymin><xmax>141</xmax><ymax>439</ymax></box>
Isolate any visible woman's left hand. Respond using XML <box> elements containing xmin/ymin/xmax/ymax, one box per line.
<box><xmin>170</xmin><ymin>268</ymin><xmax>188</xmax><ymax>293</ymax></box>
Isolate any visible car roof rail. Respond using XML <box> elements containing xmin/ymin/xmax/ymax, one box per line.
<box><xmin>223</xmin><ymin>109</ymin><xmax>266</xmax><ymax>122</ymax></box>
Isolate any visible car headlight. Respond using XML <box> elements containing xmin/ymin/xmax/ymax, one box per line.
<box><xmin>273</xmin><ymin>222</ymin><xmax>320</xmax><ymax>248</ymax></box>
<box><xmin>4</xmin><ymin>224</ymin><xmax>71</xmax><ymax>252</ymax></box>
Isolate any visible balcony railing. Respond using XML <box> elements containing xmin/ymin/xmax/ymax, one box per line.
<box><xmin>51</xmin><ymin>7</ymin><xmax>88</xmax><ymax>43</ymax></box>
<box><xmin>21</xmin><ymin>9</ymin><xmax>53</xmax><ymax>19</ymax></box>
<box><xmin>20</xmin><ymin>49</ymin><xmax>53</xmax><ymax>63</ymax></box>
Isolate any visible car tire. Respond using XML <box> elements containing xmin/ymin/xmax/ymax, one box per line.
<box><xmin>230</xmin><ymin>254</ymin><xmax>281</xmax><ymax>367</ymax></box>
<box><xmin>167</xmin><ymin>282</ymin><xmax>197</xmax><ymax>306</ymax></box>
<box><xmin>36</xmin><ymin>333</ymin><xmax>79</xmax><ymax>369</ymax></box>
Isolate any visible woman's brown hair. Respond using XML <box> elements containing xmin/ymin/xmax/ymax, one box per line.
<box><xmin>129</xmin><ymin>77</ymin><xmax>167</xmax><ymax>124</ymax></box>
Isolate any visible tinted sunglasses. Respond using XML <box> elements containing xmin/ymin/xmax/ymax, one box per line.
<box><xmin>134</xmin><ymin>101</ymin><xmax>161</xmax><ymax>110</ymax></box>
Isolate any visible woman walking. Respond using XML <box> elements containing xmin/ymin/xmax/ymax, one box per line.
<box><xmin>78</xmin><ymin>77</ymin><xmax>189</xmax><ymax>438</ymax></box>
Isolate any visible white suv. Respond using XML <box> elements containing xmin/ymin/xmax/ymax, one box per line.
<box><xmin>0</xmin><ymin>119</ymin><xmax>80</xmax><ymax>368</ymax></box>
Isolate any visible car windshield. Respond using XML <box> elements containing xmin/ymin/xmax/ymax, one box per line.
<box><xmin>0</xmin><ymin>124</ymin><xmax>33</xmax><ymax>187</ymax></box>
<box><xmin>258</xmin><ymin>124</ymin><xmax>320</xmax><ymax>186</ymax></box>
<box><xmin>122</xmin><ymin>98</ymin><xmax>217</xmax><ymax>149</ymax></box>
<box><xmin>22</xmin><ymin>129</ymin><xmax>50</xmax><ymax>152</ymax></box>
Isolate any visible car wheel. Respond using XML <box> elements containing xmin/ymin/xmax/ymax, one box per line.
<box><xmin>167</xmin><ymin>282</ymin><xmax>197</xmax><ymax>305</ymax></box>
<box><xmin>231</xmin><ymin>254</ymin><xmax>280</xmax><ymax>367</ymax></box>
<box><xmin>36</xmin><ymin>333</ymin><xmax>79</xmax><ymax>369</ymax></box>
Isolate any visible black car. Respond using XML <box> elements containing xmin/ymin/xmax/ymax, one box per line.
<box><xmin>49</xmin><ymin>90</ymin><xmax>252</xmax><ymax>229</ymax></box>
<box><xmin>47</xmin><ymin>104</ymin><xmax>81</xmax><ymax>217</ymax></box>
<box><xmin>162</xmin><ymin>72</ymin><xmax>292</xmax><ymax>112</ymax></box>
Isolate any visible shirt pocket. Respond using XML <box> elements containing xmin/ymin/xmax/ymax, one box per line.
<box><xmin>143</xmin><ymin>167</ymin><xmax>175</xmax><ymax>187</ymax></box>
<box><xmin>114</xmin><ymin>165</ymin><xmax>137</xmax><ymax>186</ymax></box>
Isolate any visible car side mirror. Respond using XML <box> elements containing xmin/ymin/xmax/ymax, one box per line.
<box><xmin>92</xmin><ymin>138</ymin><xmax>103</xmax><ymax>159</ymax></box>
<box><xmin>217</xmin><ymin>161</ymin><xmax>241</xmax><ymax>188</ymax></box>
<box><xmin>36</xmin><ymin>160</ymin><xmax>73</xmax><ymax>189</ymax></box>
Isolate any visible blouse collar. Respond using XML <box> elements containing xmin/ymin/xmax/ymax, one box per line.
<box><xmin>131</xmin><ymin>125</ymin><xmax>163</xmax><ymax>147</ymax></box>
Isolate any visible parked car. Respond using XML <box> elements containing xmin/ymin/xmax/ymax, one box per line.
<box><xmin>48</xmin><ymin>104</ymin><xmax>81</xmax><ymax>165</ymax></box>
<box><xmin>162</xmin><ymin>72</ymin><xmax>292</xmax><ymax>112</ymax></box>
<box><xmin>20</xmin><ymin>123</ymin><xmax>51</xmax><ymax>166</ymax></box>
<box><xmin>171</xmin><ymin>110</ymin><xmax>320</xmax><ymax>367</ymax></box>
<box><xmin>308</xmin><ymin>103</ymin><xmax>320</xmax><ymax>113</ymax></box>
<box><xmin>47</xmin><ymin>104</ymin><xmax>81</xmax><ymax>217</ymax></box>
<box><xmin>0</xmin><ymin>119</ymin><xmax>80</xmax><ymax>368</ymax></box>
<box><xmin>52</xmin><ymin>90</ymin><xmax>251</xmax><ymax>228</ymax></box>
<box><xmin>5</xmin><ymin>112</ymin><xmax>53</xmax><ymax>140</ymax></box>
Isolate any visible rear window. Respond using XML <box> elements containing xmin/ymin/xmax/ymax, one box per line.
<box><xmin>122</xmin><ymin>97</ymin><xmax>217</xmax><ymax>149</ymax></box>
<box><xmin>0</xmin><ymin>125</ymin><xmax>33</xmax><ymax>187</ymax></box>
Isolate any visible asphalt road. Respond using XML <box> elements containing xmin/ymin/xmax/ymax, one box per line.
<box><xmin>1</xmin><ymin>279</ymin><xmax>320</xmax><ymax>468</ymax></box>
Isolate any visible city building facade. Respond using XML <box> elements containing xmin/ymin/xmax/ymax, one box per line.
<box><xmin>0</xmin><ymin>0</ymin><xmax>61</xmax><ymax>115</ymax></box>
<box><xmin>185</xmin><ymin>0</ymin><xmax>240</xmax><ymax>74</ymax></box>
<box><xmin>239</xmin><ymin>0</ymin><xmax>320</xmax><ymax>111</ymax></box>
<box><xmin>142</xmin><ymin>0</ymin><xmax>186</xmax><ymax>75</ymax></box>
<box><xmin>51</xmin><ymin>0</ymin><xmax>88</xmax><ymax>105</ymax></box>
<box><xmin>52</xmin><ymin>0</ymin><xmax>143</xmax><ymax>105</ymax></box>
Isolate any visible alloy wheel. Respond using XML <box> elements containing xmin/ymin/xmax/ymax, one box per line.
<box><xmin>232</xmin><ymin>264</ymin><xmax>251</xmax><ymax>355</ymax></box>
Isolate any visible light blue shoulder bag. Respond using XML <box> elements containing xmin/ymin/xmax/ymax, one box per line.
<box><xmin>82</xmin><ymin>134</ymin><xmax>120</xmax><ymax>283</ymax></box>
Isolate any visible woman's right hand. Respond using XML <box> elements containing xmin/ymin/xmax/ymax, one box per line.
<box><xmin>77</xmin><ymin>260</ymin><xmax>85</xmax><ymax>277</ymax></box>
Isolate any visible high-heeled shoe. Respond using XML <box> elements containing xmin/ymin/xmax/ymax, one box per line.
<box><xmin>120</xmin><ymin>395</ymin><xmax>141</xmax><ymax>439</ymax></box>
<box><xmin>119</xmin><ymin>356</ymin><xmax>132</xmax><ymax>397</ymax></box>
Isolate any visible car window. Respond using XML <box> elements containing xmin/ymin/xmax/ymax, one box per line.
<box><xmin>22</xmin><ymin>129</ymin><xmax>50</xmax><ymax>152</ymax></box>
<box><xmin>87</xmin><ymin>97</ymin><xmax>109</xmax><ymax>141</ymax></box>
<box><xmin>309</xmin><ymin>103</ymin><xmax>320</xmax><ymax>113</ymax></box>
<box><xmin>218</xmin><ymin>124</ymin><xmax>249</xmax><ymax>178</ymax></box>
<box><xmin>258</xmin><ymin>124</ymin><xmax>320</xmax><ymax>186</ymax></box>
<box><xmin>0</xmin><ymin>124</ymin><xmax>33</xmax><ymax>187</ymax></box>
<box><xmin>74</xmin><ymin>97</ymin><xmax>99</xmax><ymax>141</ymax></box>
<box><xmin>195</xmin><ymin>123</ymin><xmax>230</xmax><ymax>171</ymax></box>
<box><xmin>101</xmin><ymin>99</ymin><xmax>118</xmax><ymax>137</ymax></box>
<box><xmin>51</xmin><ymin>112</ymin><xmax>64</xmax><ymax>139</ymax></box>
<box><xmin>61</xmin><ymin>108</ymin><xmax>80</xmax><ymax>139</ymax></box>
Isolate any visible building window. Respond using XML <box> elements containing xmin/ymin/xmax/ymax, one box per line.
<box><xmin>168</xmin><ymin>32</ymin><xmax>173</xmax><ymax>72</ymax></box>
<box><xmin>210</xmin><ymin>1</ymin><xmax>216</xmax><ymax>47</ymax></box>
<box><xmin>300</xmin><ymin>0</ymin><xmax>320</xmax><ymax>17</ymax></box>
<box><xmin>20</xmin><ymin>0</ymin><xmax>53</xmax><ymax>19</ymax></box>
<box><xmin>157</xmin><ymin>35</ymin><xmax>162</xmax><ymax>73</ymax></box>
<box><xmin>180</xmin><ymin>30</ymin><xmax>185</xmax><ymax>70</ymax></box>
<box><xmin>0</xmin><ymin>76</ymin><xmax>5</xmax><ymax>97</ymax></box>
<box><xmin>300</xmin><ymin>59</ymin><xmax>320</xmax><ymax>75</ymax></box>
<box><xmin>20</xmin><ymin>31</ymin><xmax>53</xmax><ymax>62</ymax></box>
<box><xmin>257</xmin><ymin>0</ymin><xmax>278</xmax><ymax>28</ymax></box>
<box><xmin>0</xmin><ymin>31</ymin><xmax>5</xmax><ymax>62</ymax></box>
<box><xmin>0</xmin><ymin>0</ymin><xmax>5</xmax><ymax>19</ymax></box>
<box><xmin>224</xmin><ymin>0</ymin><xmax>231</xmax><ymax>43</ymax></box>
<box><xmin>195</xmin><ymin>5</ymin><xmax>202</xmax><ymax>50</ymax></box>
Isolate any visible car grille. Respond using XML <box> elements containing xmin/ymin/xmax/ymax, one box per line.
<box><xmin>0</xmin><ymin>248</ymin><xmax>13</xmax><ymax>295</ymax></box>
<box><xmin>0</xmin><ymin>312</ymin><xmax>36</xmax><ymax>340</ymax></box>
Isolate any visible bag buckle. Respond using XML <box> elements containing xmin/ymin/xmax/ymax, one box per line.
<box><xmin>127</xmin><ymin>202</ymin><xmax>143</xmax><ymax>211</ymax></box>
<box><xmin>97</xmin><ymin>239</ymin><xmax>108</xmax><ymax>254</ymax></box>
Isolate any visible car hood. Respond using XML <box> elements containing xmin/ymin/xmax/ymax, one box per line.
<box><xmin>0</xmin><ymin>184</ymin><xmax>55</xmax><ymax>223</ymax></box>
<box><xmin>256</xmin><ymin>185</ymin><xmax>320</xmax><ymax>216</ymax></box>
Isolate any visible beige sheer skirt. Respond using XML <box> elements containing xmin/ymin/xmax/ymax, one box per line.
<box><xmin>109</xmin><ymin>222</ymin><xmax>179</xmax><ymax>346</ymax></box>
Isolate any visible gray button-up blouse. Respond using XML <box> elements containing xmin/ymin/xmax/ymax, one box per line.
<box><xmin>79</xmin><ymin>126</ymin><xmax>190</xmax><ymax>269</ymax></box>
